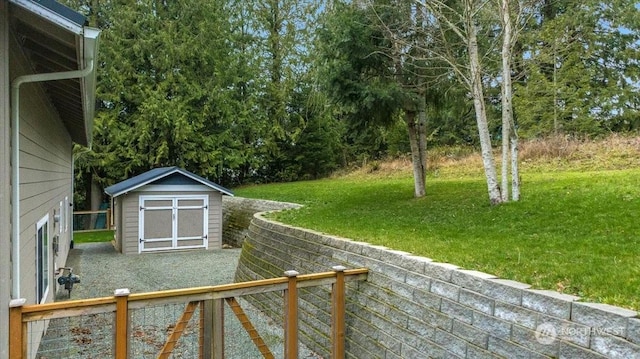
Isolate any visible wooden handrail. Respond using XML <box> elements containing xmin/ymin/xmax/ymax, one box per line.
<box><xmin>21</xmin><ymin>297</ymin><xmax>116</xmax><ymax>313</ymax></box>
<box><xmin>131</xmin><ymin>268</ymin><xmax>369</xmax><ymax>301</ymax></box>
<box><xmin>13</xmin><ymin>268</ymin><xmax>369</xmax><ymax>359</ymax></box>
<box><xmin>19</xmin><ymin>268</ymin><xmax>368</xmax><ymax>321</ymax></box>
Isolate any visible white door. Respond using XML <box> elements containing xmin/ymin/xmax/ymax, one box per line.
<box><xmin>138</xmin><ymin>195</ymin><xmax>209</xmax><ymax>253</ymax></box>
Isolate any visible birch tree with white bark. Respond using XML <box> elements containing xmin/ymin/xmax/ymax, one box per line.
<box><xmin>409</xmin><ymin>0</ymin><xmax>503</xmax><ymax>204</ymax></box>
<box><xmin>395</xmin><ymin>0</ymin><xmax>533</xmax><ymax>204</ymax></box>
<box><xmin>499</xmin><ymin>0</ymin><xmax>528</xmax><ymax>202</ymax></box>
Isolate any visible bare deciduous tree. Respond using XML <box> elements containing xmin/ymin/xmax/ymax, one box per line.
<box><xmin>380</xmin><ymin>0</ymin><xmax>531</xmax><ymax>204</ymax></box>
<box><xmin>410</xmin><ymin>0</ymin><xmax>503</xmax><ymax>204</ymax></box>
<box><xmin>499</xmin><ymin>0</ymin><xmax>522</xmax><ymax>202</ymax></box>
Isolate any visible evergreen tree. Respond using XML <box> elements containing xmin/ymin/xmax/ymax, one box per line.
<box><xmin>317</xmin><ymin>1</ymin><xmax>438</xmax><ymax>197</ymax></box>
<box><xmin>514</xmin><ymin>0</ymin><xmax>640</xmax><ymax>137</ymax></box>
<box><xmin>69</xmin><ymin>0</ymin><xmax>248</xmax><ymax>191</ymax></box>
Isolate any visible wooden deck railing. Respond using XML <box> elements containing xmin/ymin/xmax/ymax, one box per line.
<box><xmin>9</xmin><ymin>267</ymin><xmax>368</xmax><ymax>359</ymax></box>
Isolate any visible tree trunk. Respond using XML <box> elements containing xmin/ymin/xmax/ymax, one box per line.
<box><xmin>90</xmin><ymin>177</ymin><xmax>102</xmax><ymax>212</ymax></box>
<box><xmin>500</xmin><ymin>0</ymin><xmax>520</xmax><ymax>202</ymax></box>
<box><xmin>501</xmin><ymin>120</ymin><xmax>510</xmax><ymax>202</ymax></box>
<box><xmin>418</xmin><ymin>107</ymin><xmax>428</xmax><ymax>184</ymax></box>
<box><xmin>511</xmin><ymin>135</ymin><xmax>520</xmax><ymax>201</ymax></box>
<box><xmin>466</xmin><ymin>1</ymin><xmax>502</xmax><ymax>205</ymax></box>
<box><xmin>406</xmin><ymin>110</ymin><xmax>427</xmax><ymax>198</ymax></box>
<box><xmin>500</xmin><ymin>0</ymin><xmax>512</xmax><ymax>202</ymax></box>
<box><xmin>89</xmin><ymin>176</ymin><xmax>102</xmax><ymax>230</ymax></box>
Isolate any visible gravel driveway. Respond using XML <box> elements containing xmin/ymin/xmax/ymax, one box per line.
<box><xmin>39</xmin><ymin>242</ymin><xmax>320</xmax><ymax>359</ymax></box>
<box><xmin>59</xmin><ymin>242</ymin><xmax>243</xmax><ymax>299</ymax></box>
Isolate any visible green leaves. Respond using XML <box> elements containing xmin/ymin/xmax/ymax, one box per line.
<box><xmin>62</xmin><ymin>0</ymin><xmax>640</xmax><ymax>204</ymax></box>
<box><xmin>75</xmin><ymin>0</ymin><xmax>236</xmax><ymax>183</ymax></box>
<box><xmin>64</xmin><ymin>0</ymin><xmax>346</xmax><ymax>190</ymax></box>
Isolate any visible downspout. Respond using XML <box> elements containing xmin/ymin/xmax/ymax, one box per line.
<box><xmin>71</xmin><ymin>151</ymin><xmax>74</xmax><ymax>248</ymax></box>
<box><xmin>10</xmin><ymin>59</ymin><xmax>94</xmax><ymax>299</ymax></box>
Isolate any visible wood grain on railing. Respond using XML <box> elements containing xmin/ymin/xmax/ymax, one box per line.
<box><xmin>158</xmin><ymin>301</ymin><xmax>199</xmax><ymax>359</ymax></box>
<box><xmin>11</xmin><ymin>268</ymin><xmax>368</xmax><ymax>359</ymax></box>
<box><xmin>225</xmin><ymin>297</ymin><xmax>275</xmax><ymax>359</ymax></box>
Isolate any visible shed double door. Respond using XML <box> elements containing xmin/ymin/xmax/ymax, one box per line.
<box><xmin>138</xmin><ymin>195</ymin><xmax>209</xmax><ymax>253</ymax></box>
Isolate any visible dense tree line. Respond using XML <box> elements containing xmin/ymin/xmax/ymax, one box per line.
<box><xmin>65</xmin><ymin>0</ymin><xmax>640</xmax><ymax>208</ymax></box>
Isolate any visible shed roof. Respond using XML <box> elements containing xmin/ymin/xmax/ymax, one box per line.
<box><xmin>104</xmin><ymin>167</ymin><xmax>234</xmax><ymax>198</ymax></box>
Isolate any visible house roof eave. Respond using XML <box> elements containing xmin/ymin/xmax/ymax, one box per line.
<box><xmin>10</xmin><ymin>0</ymin><xmax>101</xmax><ymax>146</ymax></box>
<box><xmin>9</xmin><ymin>0</ymin><xmax>85</xmax><ymax>34</ymax></box>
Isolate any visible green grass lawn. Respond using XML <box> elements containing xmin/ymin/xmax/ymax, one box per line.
<box><xmin>236</xmin><ymin>168</ymin><xmax>640</xmax><ymax>310</ymax></box>
<box><xmin>73</xmin><ymin>230</ymin><xmax>114</xmax><ymax>244</ymax></box>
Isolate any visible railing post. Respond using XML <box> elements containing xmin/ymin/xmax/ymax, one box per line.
<box><xmin>283</xmin><ymin>270</ymin><xmax>299</xmax><ymax>359</ymax></box>
<box><xmin>114</xmin><ymin>288</ymin><xmax>130</xmax><ymax>359</ymax></box>
<box><xmin>9</xmin><ymin>298</ymin><xmax>26</xmax><ymax>359</ymax></box>
<box><xmin>331</xmin><ymin>266</ymin><xmax>346</xmax><ymax>359</ymax></box>
<box><xmin>206</xmin><ymin>298</ymin><xmax>224</xmax><ymax>359</ymax></box>
<box><xmin>199</xmin><ymin>301</ymin><xmax>205</xmax><ymax>359</ymax></box>
<box><xmin>214</xmin><ymin>299</ymin><xmax>225</xmax><ymax>359</ymax></box>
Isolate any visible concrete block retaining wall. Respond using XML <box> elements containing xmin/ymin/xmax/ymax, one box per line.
<box><xmin>228</xmin><ymin>199</ymin><xmax>640</xmax><ymax>359</ymax></box>
<box><xmin>222</xmin><ymin>196</ymin><xmax>300</xmax><ymax>247</ymax></box>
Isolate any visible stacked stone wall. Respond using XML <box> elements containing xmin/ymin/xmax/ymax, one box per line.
<box><xmin>233</xmin><ymin>207</ymin><xmax>640</xmax><ymax>359</ymax></box>
<box><xmin>222</xmin><ymin>196</ymin><xmax>300</xmax><ymax>247</ymax></box>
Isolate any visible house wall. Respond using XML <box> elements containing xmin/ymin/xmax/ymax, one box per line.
<box><xmin>8</xmin><ymin>20</ymin><xmax>74</xmax><ymax>306</ymax></box>
<box><xmin>235</xmin><ymin>212</ymin><xmax>640</xmax><ymax>359</ymax></box>
<box><xmin>119</xmin><ymin>190</ymin><xmax>223</xmax><ymax>254</ymax></box>
<box><xmin>0</xmin><ymin>3</ymin><xmax>11</xmax><ymax>359</ymax></box>
<box><xmin>0</xmin><ymin>8</ymin><xmax>75</xmax><ymax>359</ymax></box>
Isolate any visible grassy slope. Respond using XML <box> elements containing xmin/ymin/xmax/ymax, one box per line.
<box><xmin>236</xmin><ymin>136</ymin><xmax>640</xmax><ymax>310</ymax></box>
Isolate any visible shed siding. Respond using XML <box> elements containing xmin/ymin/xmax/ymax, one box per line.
<box><xmin>10</xmin><ymin>31</ymin><xmax>74</xmax><ymax>306</ymax></box>
<box><xmin>122</xmin><ymin>193</ymin><xmax>139</xmax><ymax>255</ymax></box>
<box><xmin>0</xmin><ymin>4</ymin><xmax>10</xmax><ymax>358</ymax></box>
<box><xmin>112</xmin><ymin>198</ymin><xmax>121</xmax><ymax>252</ymax></box>
<box><xmin>208</xmin><ymin>192</ymin><xmax>223</xmax><ymax>249</ymax></box>
<box><xmin>118</xmin><ymin>190</ymin><xmax>223</xmax><ymax>254</ymax></box>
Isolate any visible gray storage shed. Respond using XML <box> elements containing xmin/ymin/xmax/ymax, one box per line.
<box><xmin>104</xmin><ymin>167</ymin><xmax>233</xmax><ymax>254</ymax></box>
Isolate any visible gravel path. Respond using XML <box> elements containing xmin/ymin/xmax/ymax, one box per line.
<box><xmin>59</xmin><ymin>242</ymin><xmax>243</xmax><ymax>299</ymax></box>
<box><xmin>38</xmin><ymin>242</ymin><xmax>320</xmax><ymax>359</ymax></box>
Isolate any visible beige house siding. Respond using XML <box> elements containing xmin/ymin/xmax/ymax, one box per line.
<box><xmin>0</xmin><ymin>3</ymin><xmax>11</xmax><ymax>358</ymax></box>
<box><xmin>9</xmin><ymin>19</ymin><xmax>74</xmax><ymax>307</ymax></box>
<box><xmin>1</xmin><ymin>4</ymin><xmax>98</xmax><ymax>358</ymax></box>
<box><xmin>116</xmin><ymin>190</ymin><xmax>223</xmax><ymax>254</ymax></box>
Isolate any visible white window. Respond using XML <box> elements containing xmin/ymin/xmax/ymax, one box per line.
<box><xmin>36</xmin><ymin>215</ymin><xmax>49</xmax><ymax>303</ymax></box>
